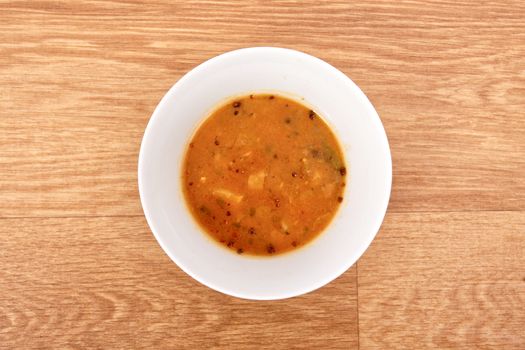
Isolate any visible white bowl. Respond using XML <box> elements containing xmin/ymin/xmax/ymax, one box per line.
<box><xmin>138</xmin><ymin>47</ymin><xmax>391</xmax><ymax>300</ymax></box>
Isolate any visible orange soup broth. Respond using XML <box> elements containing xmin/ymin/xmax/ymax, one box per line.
<box><xmin>182</xmin><ymin>94</ymin><xmax>346</xmax><ymax>256</ymax></box>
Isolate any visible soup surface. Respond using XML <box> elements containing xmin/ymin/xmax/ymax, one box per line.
<box><xmin>182</xmin><ymin>94</ymin><xmax>346</xmax><ymax>256</ymax></box>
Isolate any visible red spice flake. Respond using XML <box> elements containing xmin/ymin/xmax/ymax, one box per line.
<box><xmin>339</xmin><ymin>167</ymin><xmax>347</xmax><ymax>176</ymax></box>
<box><xmin>267</xmin><ymin>244</ymin><xmax>276</xmax><ymax>254</ymax></box>
<box><xmin>226</xmin><ymin>211</ymin><xmax>231</xmax><ymax>216</ymax></box>
<box><xmin>233</xmin><ymin>101</ymin><xmax>241</xmax><ymax>108</ymax></box>
<box><xmin>249</xmin><ymin>94</ymin><xmax>254</xmax><ymax>99</ymax></box>
<box><xmin>214</xmin><ymin>137</ymin><xmax>220</xmax><ymax>146</ymax></box>
<box><xmin>248</xmin><ymin>227</ymin><xmax>256</xmax><ymax>235</ymax></box>
<box><xmin>291</xmin><ymin>171</ymin><xmax>298</xmax><ymax>178</ymax></box>
<box><xmin>188</xmin><ymin>182</ymin><xmax>193</xmax><ymax>186</ymax></box>
<box><xmin>292</xmin><ymin>241</ymin><xmax>297</xmax><ymax>247</ymax></box>
<box><xmin>269</xmin><ymin>95</ymin><xmax>275</xmax><ymax>100</ymax></box>
<box><xmin>227</xmin><ymin>240</ymin><xmax>234</xmax><ymax>248</ymax></box>
<box><xmin>234</xmin><ymin>110</ymin><xmax>239</xmax><ymax>115</ymax></box>
<box><xmin>308</xmin><ymin>110</ymin><xmax>316</xmax><ymax>120</ymax></box>
<box><xmin>237</xmin><ymin>248</ymin><xmax>244</xmax><ymax>254</ymax></box>
<box><xmin>337</xmin><ymin>196</ymin><xmax>343</xmax><ymax>203</ymax></box>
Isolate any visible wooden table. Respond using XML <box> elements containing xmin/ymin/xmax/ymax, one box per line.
<box><xmin>1</xmin><ymin>1</ymin><xmax>524</xmax><ymax>349</ymax></box>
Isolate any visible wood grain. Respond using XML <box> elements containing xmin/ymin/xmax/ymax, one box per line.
<box><xmin>0</xmin><ymin>216</ymin><xmax>357</xmax><ymax>349</ymax></box>
<box><xmin>1</xmin><ymin>0</ymin><xmax>524</xmax><ymax>348</ymax></box>
<box><xmin>358</xmin><ymin>211</ymin><xmax>525</xmax><ymax>349</ymax></box>
<box><xmin>1</xmin><ymin>0</ymin><xmax>524</xmax><ymax>217</ymax></box>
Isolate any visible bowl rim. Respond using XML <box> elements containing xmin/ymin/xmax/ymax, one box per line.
<box><xmin>138</xmin><ymin>46</ymin><xmax>392</xmax><ymax>299</ymax></box>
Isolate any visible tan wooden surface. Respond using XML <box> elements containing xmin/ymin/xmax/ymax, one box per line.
<box><xmin>1</xmin><ymin>1</ymin><xmax>523</xmax><ymax>349</ymax></box>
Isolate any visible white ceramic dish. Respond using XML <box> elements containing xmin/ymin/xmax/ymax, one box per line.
<box><xmin>138</xmin><ymin>47</ymin><xmax>391</xmax><ymax>300</ymax></box>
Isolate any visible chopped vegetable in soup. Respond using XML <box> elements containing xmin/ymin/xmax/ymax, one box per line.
<box><xmin>182</xmin><ymin>94</ymin><xmax>346</xmax><ymax>256</ymax></box>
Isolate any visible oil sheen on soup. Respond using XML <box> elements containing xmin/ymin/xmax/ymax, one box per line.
<box><xmin>183</xmin><ymin>94</ymin><xmax>346</xmax><ymax>256</ymax></box>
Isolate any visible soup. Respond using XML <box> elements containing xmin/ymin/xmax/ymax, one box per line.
<box><xmin>182</xmin><ymin>94</ymin><xmax>346</xmax><ymax>256</ymax></box>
